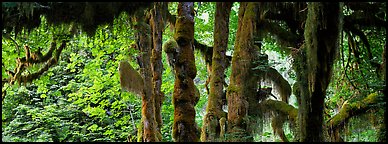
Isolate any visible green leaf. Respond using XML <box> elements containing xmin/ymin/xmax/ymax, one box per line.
<box><xmin>40</xmin><ymin>94</ymin><xmax>47</xmax><ymax>99</ymax></box>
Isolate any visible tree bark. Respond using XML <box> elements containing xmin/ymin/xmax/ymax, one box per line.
<box><xmin>201</xmin><ymin>2</ymin><xmax>232</xmax><ymax>142</ymax></box>
<box><xmin>150</xmin><ymin>2</ymin><xmax>166</xmax><ymax>141</ymax></box>
<box><xmin>298</xmin><ymin>2</ymin><xmax>343</xmax><ymax>142</ymax></box>
<box><xmin>172</xmin><ymin>2</ymin><xmax>200</xmax><ymax>142</ymax></box>
<box><xmin>133</xmin><ymin>13</ymin><xmax>158</xmax><ymax>142</ymax></box>
<box><xmin>226</xmin><ymin>2</ymin><xmax>259</xmax><ymax>142</ymax></box>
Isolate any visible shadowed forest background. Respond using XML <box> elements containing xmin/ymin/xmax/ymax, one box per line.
<box><xmin>2</xmin><ymin>2</ymin><xmax>386</xmax><ymax>142</ymax></box>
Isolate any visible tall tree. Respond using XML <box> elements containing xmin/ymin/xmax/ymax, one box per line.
<box><xmin>298</xmin><ymin>2</ymin><xmax>343</xmax><ymax>142</ymax></box>
<box><xmin>201</xmin><ymin>2</ymin><xmax>232</xmax><ymax>142</ymax></box>
<box><xmin>150</xmin><ymin>2</ymin><xmax>167</xmax><ymax>141</ymax></box>
<box><xmin>132</xmin><ymin>10</ymin><xmax>158</xmax><ymax>142</ymax></box>
<box><xmin>172</xmin><ymin>2</ymin><xmax>200</xmax><ymax>142</ymax></box>
<box><xmin>226</xmin><ymin>2</ymin><xmax>259</xmax><ymax>142</ymax></box>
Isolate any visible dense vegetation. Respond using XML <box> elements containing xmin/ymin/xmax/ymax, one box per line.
<box><xmin>2</xmin><ymin>2</ymin><xmax>386</xmax><ymax>142</ymax></box>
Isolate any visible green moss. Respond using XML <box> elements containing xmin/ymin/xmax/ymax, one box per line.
<box><xmin>163</xmin><ymin>39</ymin><xmax>178</xmax><ymax>53</ymax></box>
<box><xmin>137</xmin><ymin>120</ymin><xmax>144</xmax><ymax>142</ymax></box>
<box><xmin>364</xmin><ymin>92</ymin><xmax>378</xmax><ymax>104</ymax></box>
<box><xmin>226</xmin><ymin>127</ymin><xmax>253</xmax><ymax>142</ymax></box>
<box><xmin>174</xmin><ymin>17</ymin><xmax>194</xmax><ymax>46</ymax></box>
<box><xmin>227</xmin><ymin>84</ymin><xmax>239</xmax><ymax>94</ymax></box>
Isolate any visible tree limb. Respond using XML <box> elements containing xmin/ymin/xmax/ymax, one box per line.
<box><xmin>328</xmin><ymin>92</ymin><xmax>381</xmax><ymax>130</ymax></box>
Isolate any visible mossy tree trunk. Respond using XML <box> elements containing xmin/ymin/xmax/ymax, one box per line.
<box><xmin>245</xmin><ymin>3</ymin><xmax>273</xmax><ymax>141</ymax></box>
<box><xmin>172</xmin><ymin>2</ymin><xmax>200</xmax><ymax>142</ymax></box>
<box><xmin>133</xmin><ymin>11</ymin><xmax>158</xmax><ymax>142</ymax></box>
<box><xmin>201</xmin><ymin>2</ymin><xmax>232</xmax><ymax>142</ymax></box>
<box><xmin>298</xmin><ymin>2</ymin><xmax>343</xmax><ymax>142</ymax></box>
<box><xmin>150</xmin><ymin>2</ymin><xmax>167</xmax><ymax>141</ymax></box>
<box><xmin>379</xmin><ymin>44</ymin><xmax>386</xmax><ymax>142</ymax></box>
<box><xmin>226</xmin><ymin>2</ymin><xmax>259</xmax><ymax>142</ymax></box>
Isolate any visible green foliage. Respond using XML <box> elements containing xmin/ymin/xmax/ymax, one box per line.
<box><xmin>2</xmin><ymin>2</ymin><xmax>385</xmax><ymax>142</ymax></box>
<box><xmin>195</xmin><ymin>2</ymin><xmax>215</xmax><ymax>46</ymax></box>
<box><xmin>2</xmin><ymin>13</ymin><xmax>141</xmax><ymax>142</ymax></box>
<box><xmin>325</xmin><ymin>19</ymin><xmax>385</xmax><ymax>142</ymax></box>
<box><xmin>193</xmin><ymin>2</ymin><xmax>239</xmax><ymax>51</ymax></box>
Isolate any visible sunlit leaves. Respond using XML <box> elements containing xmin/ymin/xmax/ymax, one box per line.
<box><xmin>2</xmin><ymin>12</ymin><xmax>141</xmax><ymax>142</ymax></box>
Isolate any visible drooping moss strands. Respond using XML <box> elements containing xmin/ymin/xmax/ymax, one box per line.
<box><xmin>299</xmin><ymin>2</ymin><xmax>343</xmax><ymax>142</ymax></box>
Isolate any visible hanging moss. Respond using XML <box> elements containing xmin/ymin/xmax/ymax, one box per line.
<box><xmin>298</xmin><ymin>2</ymin><xmax>343</xmax><ymax>142</ymax></box>
<box><xmin>118</xmin><ymin>61</ymin><xmax>144</xmax><ymax>97</ymax></box>
<box><xmin>271</xmin><ymin>114</ymin><xmax>289</xmax><ymax>142</ymax></box>
<box><xmin>259</xmin><ymin>67</ymin><xmax>292</xmax><ymax>103</ymax></box>
<box><xmin>2</xmin><ymin>2</ymin><xmax>153</xmax><ymax>36</ymax></box>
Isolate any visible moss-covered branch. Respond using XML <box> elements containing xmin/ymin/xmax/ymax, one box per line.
<box><xmin>6</xmin><ymin>41</ymin><xmax>67</xmax><ymax>85</ymax></box>
<box><xmin>328</xmin><ymin>93</ymin><xmax>381</xmax><ymax>131</ymax></box>
<box><xmin>261</xmin><ymin>99</ymin><xmax>298</xmax><ymax>123</ymax></box>
<box><xmin>261</xmin><ymin>92</ymin><xmax>383</xmax><ymax>142</ymax></box>
<box><xmin>2</xmin><ymin>2</ymin><xmax>153</xmax><ymax>36</ymax></box>
<box><xmin>261</xmin><ymin>67</ymin><xmax>292</xmax><ymax>103</ymax></box>
<box><xmin>261</xmin><ymin>20</ymin><xmax>300</xmax><ymax>51</ymax></box>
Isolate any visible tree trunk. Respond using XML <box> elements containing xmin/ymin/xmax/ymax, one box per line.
<box><xmin>201</xmin><ymin>2</ymin><xmax>232</xmax><ymax>142</ymax></box>
<box><xmin>172</xmin><ymin>2</ymin><xmax>200</xmax><ymax>142</ymax></box>
<box><xmin>379</xmin><ymin>44</ymin><xmax>386</xmax><ymax>142</ymax></box>
<box><xmin>150</xmin><ymin>2</ymin><xmax>166</xmax><ymax>141</ymax></box>
<box><xmin>226</xmin><ymin>2</ymin><xmax>259</xmax><ymax>142</ymax></box>
<box><xmin>298</xmin><ymin>2</ymin><xmax>343</xmax><ymax>142</ymax></box>
<box><xmin>133</xmin><ymin>13</ymin><xmax>158</xmax><ymax>142</ymax></box>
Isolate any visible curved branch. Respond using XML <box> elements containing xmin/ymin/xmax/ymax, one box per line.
<box><xmin>261</xmin><ymin>20</ymin><xmax>300</xmax><ymax>51</ymax></box>
<box><xmin>327</xmin><ymin>92</ymin><xmax>382</xmax><ymax>141</ymax></box>
<box><xmin>328</xmin><ymin>92</ymin><xmax>382</xmax><ymax>130</ymax></box>
<box><xmin>261</xmin><ymin>99</ymin><xmax>298</xmax><ymax>123</ymax></box>
<box><xmin>260</xmin><ymin>67</ymin><xmax>292</xmax><ymax>103</ymax></box>
<box><xmin>6</xmin><ymin>41</ymin><xmax>67</xmax><ymax>85</ymax></box>
<box><xmin>17</xmin><ymin>41</ymin><xmax>67</xmax><ymax>84</ymax></box>
<box><xmin>344</xmin><ymin>20</ymin><xmax>373</xmax><ymax>60</ymax></box>
<box><xmin>344</xmin><ymin>2</ymin><xmax>386</xmax><ymax>29</ymax></box>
